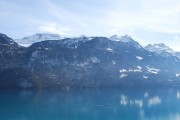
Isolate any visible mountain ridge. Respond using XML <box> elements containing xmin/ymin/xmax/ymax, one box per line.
<box><xmin>145</xmin><ymin>43</ymin><xmax>180</xmax><ymax>59</ymax></box>
<box><xmin>15</xmin><ymin>33</ymin><xmax>62</xmax><ymax>47</ymax></box>
<box><xmin>1</xmin><ymin>33</ymin><xmax>180</xmax><ymax>89</ymax></box>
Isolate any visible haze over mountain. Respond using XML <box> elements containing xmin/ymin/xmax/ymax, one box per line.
<box><xmin>15</xmin><ymin>33</ymin><xmax>61</xmax><ymax>47</ymax></box>
<box><xmin>1</xmin><ymin>33</ymin><xmax>180</xmax><ymax>89</ymax></box>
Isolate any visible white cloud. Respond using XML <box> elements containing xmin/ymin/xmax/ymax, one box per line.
<box><xmin>41</xmin><ymin>0</ymin><xmax>89</xmax><ymax>28</ymax></box>
<box><xmin>1</xmin><ymin>0</ymin><xmax>180</xmax><ymax>50</ymax></box>
<box><xmin>174</xmin><ymin>35</ymin><xmax>180</xmax><ymax>40</ymax></box>
<box><xmin>97</xmin><ymin>0</ymin><xmax>180</xmax><ymax>38</ymax></box>
<box><xmin>38</xmin><ymin>22</ymin><xmax>71</xmax><ymax>36</ymax></box>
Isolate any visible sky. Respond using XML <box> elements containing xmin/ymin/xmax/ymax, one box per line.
<box><xmin>1</xmin><ymin>0</ymin><xmax>180</xmax><ymax>51</ymax></box>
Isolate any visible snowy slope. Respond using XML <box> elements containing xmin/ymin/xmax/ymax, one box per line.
<box><xmin>109</xmin><ymin>35</ymin><xmax>142</xmax><ymax>49</ymax></box>
<box><xmin>145</xmin><ymin>43</ymin><xmax>174</xmax><ymax>54</ymax></box>
<box><xmin>15</xmin><ymin>33</ymin><xmax>61</xmax><ymax>47</ymax></box>
<box><xmin>145</xmin><ymin>43</ymin><xmax>180</xmax><ymax>59</ymax></box>
<box><xmin>0</xmin><ymin>33</ymin><xmax>18</xmax><ymax>46</ymax></box>
<box><xmin>1</xmin><ymin>33</ymin><xmax>180</xmax><ymax>88</ymax></box>
<box><xmin>109</xmin><ymin>35</ymin><xmax>133</xmax><ymax>42</ymax></box>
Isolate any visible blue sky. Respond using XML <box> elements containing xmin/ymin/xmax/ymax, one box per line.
<box><xmin>1</xmin><ymin>0</ymin><xmax>180</xmax><ymax>51</ymax></box>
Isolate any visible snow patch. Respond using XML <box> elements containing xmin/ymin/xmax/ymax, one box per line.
<box><xmin>109</xmin><ymin>35</ymin><xmax>142</xmax><ymax>49</ymax></box>
<box><xmin>112</xmin><ymin>60</ymin><xmax>116</xmax><ymax>65</ymax></box>
<box><xmin>145</xmin><ymin>43</ymin><xmax>174</xmax><ymax>54</ymax></box>
<box><xmin>119</xmin><ymin>66</ymin><xmax>142</xmax><ymax>73</ymax></box>
<box><xmin>45</xmin><ymin>48</ymin><xmax>49</xmax><ymax>50</ymax></box>
<box><xmin>87</xmin><ymin>37</ymin><xmax>94</xmax><ymax>40</ymax></box>
<box><xmin>109</xmin><ymin>35</ymin><xmax>132</xmax><ymax>42</ymax></box>
<box><xmin>106</xmin><ymin>48</ymin><xmax>113</xmax><ymax>52</ymax></box>
<box><xmin>77</xmin><ymin>62</ymin><xmax>89</xmax><ymax>67</ymax></box>
<box><xmin>146</xmin><ymin>66</ymin><xmax>160</xmax><ymax>74</ymax></box>
<box><xmin>176</xmin><ymin>73</ymin><xmax>180</xmax><ymax>77</ymax></box>
<box><xmin>120</xmin><ymin>73</ymin><xmax>127</xmax><ymax>78</ymax></box>
<box><xmin>90</xmin><ymin>57</ymin><xmax>100</xmax><ymax>63</ymax></box>
<box><xmin>136</xmin><ymin>56</ymin><xmax>143</xmax><ymax>60</ymax></box>
<box><xmin>137</xmin><ymin>66</ymin><xmax>142</xmax><ymax>69</ymax></box>
<box><xmin>143</xmin><ymin>76</ymin><xmax>148</xmax><ymax>79</ymax></box>
<box><xmin>18</xmin><ymin>43</ymin><xmax>31</xmax><ymax>47</ymax></box>
<box><xmin>133</xmin><ymin>66</ymin><xmax>142</xmax><ymax>72</ymax></box>
<box><xmin>119</xmin><ymin>69</ymin><xmax>127</xmax><ymax>73</ymax></box>
<box><xmin>15</xmin><ymin>33</ymin><xmax>61</xmax><ymax>46</ymax></box>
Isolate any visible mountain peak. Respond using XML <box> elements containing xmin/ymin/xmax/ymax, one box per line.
<box><xmin>22</xmin><ymin>33</ymin><xmax>61</xmax><ymax>40</ymax></box>
<box><xmin>156</xmin><ymin>43</ymin><xmax>166</xmax><ymax>46</ymax></box>
<box><xmin>15</xmin><ymin>33</ymin><xmax>62</xmax><ymax>47</ymax></box>
<box><xmin>0</xmin><ymin>33</ymin><xmax>17</xmax><ymax>46</ymax></box>
<box><xmin>145</xmin><ymin>43</ymin><xmax>174</xmax><ymax>54</ymax></box>
<box><xmin>109</xmin><ymin>34</ymin><xmax>142</xmax><ymax>49</ymax></box>
<box><xmin>109</xmin><ymin>34</ymin><xmax>133</xmax><ymax>42</ymax></box>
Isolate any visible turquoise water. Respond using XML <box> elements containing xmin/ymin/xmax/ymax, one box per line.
<box><xmin>1</xmin><ymin>87</ymin><xmax>180</xmax><ymax>120</ymax></box>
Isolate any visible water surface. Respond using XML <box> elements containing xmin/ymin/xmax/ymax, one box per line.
<box><xmin>1</xmin><ymin>87</ymin><xmax>180</xmax><ymax>120</ymax></box>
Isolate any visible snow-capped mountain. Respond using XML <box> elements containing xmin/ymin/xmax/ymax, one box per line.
<box><xmin>1</xmin><ymin>33</ymin><xmax>180</xmax><ymax>89</ymax></box>
<box><xmin>15</xmin><ymin>33</ymin><xmax>61</xmax><ymax>47</ymax></box>
<box><xmin>109</xmin><ymin>35</ymin><xmax>133</xmax><ymax>42</ymax></box>
<box><xmin>145</xmin><ymin>43</ymin><xmax>174</xmax><ymax>54</ymax></box>
<box><xmin>145</xmin><ymin>43</ymin><xmax>180</xmax><ymax>59</ymax></box>
<box><xmin>109</xmin><ymin>35</ymin><xmax>142</xmax><ymax>49</ymax></box>
<box><xmin>175</xmin><ymin>52</ymin><xmax>180</xmax><ymax>59</ymax></box>
<box><xmin>0</xmin><ymin>33</ymin><xmax>18</xmax><ymax>46</ymax></box>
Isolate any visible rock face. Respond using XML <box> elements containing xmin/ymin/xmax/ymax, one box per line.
<box><xmin>1</xmin><ymin>33</ymin><xmax>180</xmax><ymax>89</ymax></box>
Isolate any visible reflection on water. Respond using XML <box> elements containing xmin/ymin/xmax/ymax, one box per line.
<box><xmin>1</xmin><ymin>87</ymin><xmax>180</xmax><ymax>120</ymax></box>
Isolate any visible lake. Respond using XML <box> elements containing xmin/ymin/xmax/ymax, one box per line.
<box><xmin>0</xmin><ymin>87</ymin><xmax>180</xmax><ymax>120</ymax></box>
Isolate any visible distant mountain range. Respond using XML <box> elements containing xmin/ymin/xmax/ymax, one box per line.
<box><xmin>15</xmin><ymin>33</ymin><xmax>61</xmax><ymax>47</ymax></box>
<box><xmin>145</xmin><ymin>43</ymin><xmax>180</xmax><ymax>59</ymax></box>
<box><xmin>1</xmin><ymin>33</ymin><xmax>180</xmax><ymax>89</ymax></box>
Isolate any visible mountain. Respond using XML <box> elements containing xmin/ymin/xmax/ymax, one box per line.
<box><xmin>109</xmin><ymin>35</ymin><xmax>142</xmax><ymax>49</ymax></box>
<box><xmin>175</xmin><ymin>52</ymin><xmax>180</xmax><ymax>59</ymax></box>
<box><xmin>15</xmin><ymin>33</ymin><xmax>61</xmax><ymax>47</ymax></box>
<box><xmin>145</xmin><ymin>43</ymin><xmax>180</xmax><ymax>59</ymax></box>
<box><xmin>0</xmin><ymin>33</ymin><xmax>18</xmax><ymax>46</ymax></box>
<box><xmin>145</xmin><ymin>43</ymin><xmax>174</xmax><ymax>54</ymax></box>
<box><xmin>1</xmin><ymin>33</ymin><xmax>180</xmax><ymax>89</ymax></box>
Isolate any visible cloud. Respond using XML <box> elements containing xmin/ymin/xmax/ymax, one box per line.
<box><xmin>174</xmin><ymin>35</ymin><xmax>180</xmax><ymax>40</ymax></box>
<box><xmin>38</xmin><ymin>22</ymin><xmax>71</xmax><ymax>36</ymax></box>
<box><xmin>41</xmin><ymin>0</ymin><xmax>89</xmax><ymax>28</ymax></box>
<box><xmin>1</xmin><ymin>0</ymin><xmax>180</xmax><ymax>50</ymax></box>
<box><xmin>98</xmin><ymin>0</ymin><xmax>180</xmax><ymax>35</ymax></box>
